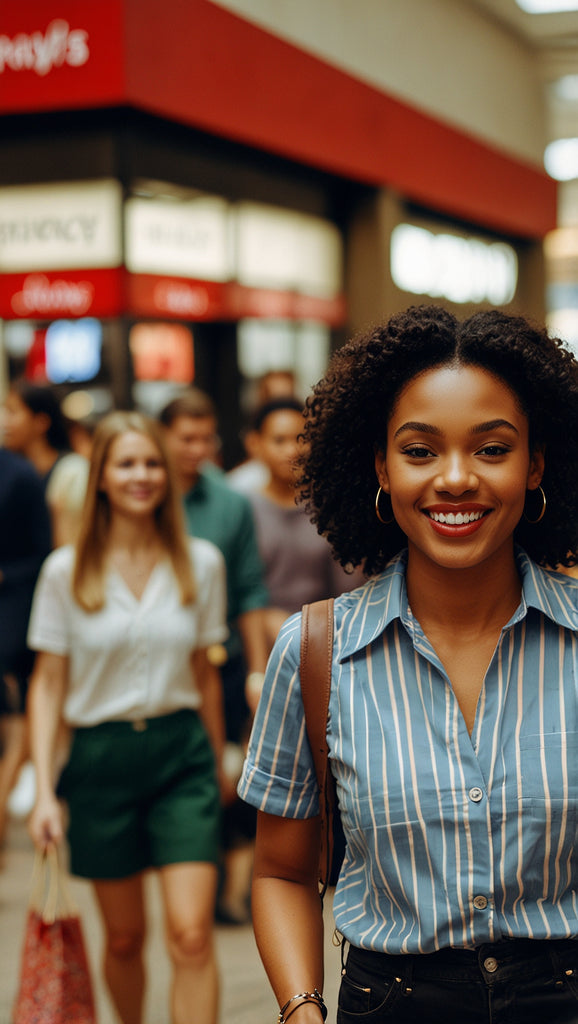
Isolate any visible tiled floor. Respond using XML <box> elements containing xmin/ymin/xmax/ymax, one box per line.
<box><xmin>1</xmin><ymin>818</ymin><xmax>341</xmax><ymax>1023</ymax></box>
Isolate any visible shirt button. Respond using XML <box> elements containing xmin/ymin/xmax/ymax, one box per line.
<box><xmin>483</xmin><ymin>957</ymin><xmax>498</xmax><ymax>973</ymax></box>
<box><xmin>473</xmin><ymin>895</ymin><xmax>488</xmax><ymax>910</ymax></box>
<box><xmin>469</xmin><ymin>787</ymin><xmax>484</xmax><ymax>803</ymax></box>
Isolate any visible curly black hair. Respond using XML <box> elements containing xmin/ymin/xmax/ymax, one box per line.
<box><xmin>298</xmin><ymin>305</ymin><xmax>578</xmax><ymax>575</ymax></box>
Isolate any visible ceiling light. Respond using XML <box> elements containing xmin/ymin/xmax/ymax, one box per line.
<box><xmin>516</xmin><ymin>0</ymin><xmax>578</xmax><ymax>11</ymax></box>
<box><xmin>544</xmin><ymin>138</ymin><xmax>578</xmax><ymax>180</ymax></box>
<box><xmin>554</xmin><ymin>75</ymin><xmax>578</xmax><ymax>101</ymax></box>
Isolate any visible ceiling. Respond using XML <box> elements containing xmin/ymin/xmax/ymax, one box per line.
<box><xmin>470</xmin><ymin>0</ymin><xmax>578</xmax><ymax>144</ymax></box>
<box><xmin>467</xmin><ymin>2</ymin><xmax>578</xmax><ymax>344</ymax></box>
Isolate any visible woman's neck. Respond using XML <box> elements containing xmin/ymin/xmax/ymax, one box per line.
<box><xmin>405</xmin><ymin>544</ymin><xmax>522</xmax><ymax>638</ymax></box>
<box><xmin>25</xmin><ymin>439</ymin><xmax>59</xmax><ymax>477</ymax></box>
<box><xmin>105</xmin><ymin>514</ymin><xmax>162</xmax><ymax>555</ymax></box>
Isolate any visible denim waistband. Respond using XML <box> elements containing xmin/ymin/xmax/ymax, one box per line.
<box><xmin>347</xmin><ymin>937</ymin><xmax>577</xmax><ymax>981</ymax></box>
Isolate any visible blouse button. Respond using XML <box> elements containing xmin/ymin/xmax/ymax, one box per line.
<box><xmin>469</xmin><ymin>787</ymin><xmax>483</xmax><ymax>803</ymax></box>
<box><xmin>473</xmin><ymin>895</ymin><xmax>488</xmax><ymax>910</ymax></box>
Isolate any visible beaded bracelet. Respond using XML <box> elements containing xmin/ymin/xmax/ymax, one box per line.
<box><xmin>277</xmin><ymin>989</ymin><xmax>327</xmax><ymax>1023</ymax></box>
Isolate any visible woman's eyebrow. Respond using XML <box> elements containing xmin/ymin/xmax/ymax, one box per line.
<box><xmin>471</xmin><ymin>419</ymin><xmax>519</xmax><ymax>435</ymax></box>
<box><xmin>393</xmin><ymin>421</ymin><xmax>441</xmax><ymax>439</ymax></box>
<box><xmin>393</xmin><ymin>418</ymin><xmax>519</xmax><ymax>440</ymax></box>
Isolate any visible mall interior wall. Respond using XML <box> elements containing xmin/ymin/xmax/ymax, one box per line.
<box><xmin>214</xmin><ymin>0</ymin><xmax>549</xmax><ymax>164</ymax></box>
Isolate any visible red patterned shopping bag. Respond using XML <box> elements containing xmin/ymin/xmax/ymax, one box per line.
<box><xmin>12</xmin><ymin>848</ymin><xmax>97</xmax><ymax>1024</ymax></box>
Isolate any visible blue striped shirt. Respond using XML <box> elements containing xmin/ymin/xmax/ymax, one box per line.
<box><xmin>239</xmin><ymin>548</ymin><xmax>578</xmax><ymax>953</ymax></box>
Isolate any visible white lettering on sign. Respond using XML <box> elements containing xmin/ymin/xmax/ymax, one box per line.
<box><xmin>154</xmin><ymin>281</ymin><xmax>210</xmax><ymax>317</ymax></box>
<box><xmin>11</xmin><ymin>274</ymin><xmax>95</xmax><ymax>316</ymax></box>
<box><xmin>0</xmin><ymin>19</ymin><xmax>89</xmax><ymax>76</ymax></box>
<box><xmin>0</xmin><ymin>180</ymin><xmax>122</xmax><ymax>271</ymax></box>
<box><xmin>125</xmin><ymin>197</ymin><xmax>231</xmax><ymax>281</ymax></box>
<box><xmin>390</xmin><ymin>224</ymin><xmax>518</xmax><ymax>306</ymax></box>
<box><xmin>0</xmin><ymin>217</ymin><xmax>98</xmax><ymax>245</ymax></box>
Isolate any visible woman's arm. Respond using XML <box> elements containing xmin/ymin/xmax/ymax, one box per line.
<box><xmin>252</xmin><ymin>811</ymin><xmax>326</xmax><ymax>1023</ymax></box>
<box><xmin>27</xmin><ymin>651</ymin><xmax>69</xmax><ymax>850</ymax></box>
<box><xmin>192</xmin><ymin>648</ymin><xmax>232</xmax><ymax>800</ymax></box>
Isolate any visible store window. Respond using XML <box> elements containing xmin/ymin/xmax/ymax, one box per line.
<box><xmin>237</xmin><ymin>318</ymin><xmax>330</xmax><ymax>411</ymax></box>
<box><xmin>129</xmin><ymin>322</ymin><xmax>195</xmax><ymax>415</ymax></box>
<box><xmin>2</xmin><ymin>317</ymin><xmax>115</xmax><ymax>418</ymax></box>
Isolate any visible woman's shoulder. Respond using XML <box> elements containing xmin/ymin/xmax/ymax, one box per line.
<box><xmin>187</xmin><ymin>535</ymin><xmax>225</xmax><ymax>575</ymax></box>
<box><xmin>46</xmin><ymin>453</ymin><xmax>89</xmax><ymax>501</ymax></box>
<box><xmin>36</xmin><ymin>545</ymin><xmax>76</xmax><ymax>592</ymax></box>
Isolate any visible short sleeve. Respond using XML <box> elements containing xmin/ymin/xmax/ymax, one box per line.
<box><xmin>191</xmin><ymin>538</ymin><xmax>229</xmax><ymax>649</ymax></box>
<box><xmin>27</xmin><ymin>548</ymin><xmax>74</xmax><ymax>656</ymax></box>
<box><xmin>238</xmin><ymin>612</ymin><xmax>319</xmax><ymax>819</ymax></box>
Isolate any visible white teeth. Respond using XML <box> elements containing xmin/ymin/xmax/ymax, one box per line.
<box><xmin>429</xmin><ymin>510</ymin><xmax>484</xmax><ymax>524</ymax></box>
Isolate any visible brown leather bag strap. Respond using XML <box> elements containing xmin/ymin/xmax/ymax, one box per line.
<box><xmin>300</xmin><ymin>597</ymin><xmax>335</xmax><ymax>898</ymax></box>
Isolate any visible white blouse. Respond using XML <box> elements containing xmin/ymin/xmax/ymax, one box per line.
<box><xmin>28</xmin><ymin>538</ymin><xmax>227</xmax><ymax>727</ymax></box>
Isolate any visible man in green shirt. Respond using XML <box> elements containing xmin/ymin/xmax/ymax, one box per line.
<box><xmin>160</xmin><ymin>388</ymin><xmax>269</xmax><ymax>723</ymax></box>
<box><xmin>160</xmin><ymin>389</ymin><xmax>269</xmax><ymax>923</ymax></box>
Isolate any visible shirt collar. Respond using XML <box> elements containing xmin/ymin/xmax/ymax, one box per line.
<box><xmin>338</xmin><ymin>551</ymin><xmax>408</xmax><ymax>660</ymax></box>
<box><xmin>184</xmin><ymin>471</ymin><xmax>208</xmax><ymax>502</ymax></box>
<box><xmin>338</xmin><ymin>547</ymin><xmax>577</xmax><ymax>661</ymax></box>
<box><xmin>514</xmin><ymin>547</ymin><xmax>578</xmax><ymax>631</ymax></box>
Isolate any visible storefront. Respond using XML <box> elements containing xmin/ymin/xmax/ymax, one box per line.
<box><xmin>0</xmin><ymin>1</ymin><xmax>556</xmax><ymax>465</ymax></box>
<box><xmin>0</xmin><ymin>163</ymin><xmax>346</xmax><ymax>463</ymax></box>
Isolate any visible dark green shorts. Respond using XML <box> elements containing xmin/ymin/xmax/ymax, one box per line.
<box><xmin>57</xmin><ymin>709</ymin><xmax>220</xmax><ymax>880</ymax></box>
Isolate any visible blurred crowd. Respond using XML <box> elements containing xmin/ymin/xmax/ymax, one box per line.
<box><xmin>0</xmin><ymin>370</ymin><xmax>362</xmax><ymax>1024</ymax></box>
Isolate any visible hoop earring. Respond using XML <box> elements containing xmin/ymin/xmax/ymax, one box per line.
<box><xmin>523</xmin><ymin>485</ymin><xmax>546</xmax><ymax>524</ymax></box>
<box><xmin>375</xmin><ymin>486</ymin><xmax>394</xmax><ymax>525</ymax></box>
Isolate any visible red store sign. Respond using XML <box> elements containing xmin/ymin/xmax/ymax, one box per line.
<box><xmin>0</xmin><ymin>269</ymin><xmax>125</xmax><ymax>319</ymax></box>
<box><xmin>126</xmin><ymin>273</ymin><xmax>346</xmax><ymax>326</ymax></box>
<box><xmin>0</xmin><ymin>1</ymin><xmax>124</xmax><ymax>113</ymax></box>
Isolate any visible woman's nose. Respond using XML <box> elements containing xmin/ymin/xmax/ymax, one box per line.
<box><xmin>434</xmin><ymin>454</ymin><xmax>478</xmax><ymax>494</ymax></box>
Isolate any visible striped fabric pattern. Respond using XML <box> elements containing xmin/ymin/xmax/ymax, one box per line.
<box><xmin>239</xmin><ymin>549</ymin><xmax>578</xmax><ymax>953</ymax></box>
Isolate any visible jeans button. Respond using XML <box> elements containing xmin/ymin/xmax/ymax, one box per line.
<box><xmin>483</xmin><ymin>957</ymin><xmax>498</xmax><ymax>973</ymax></box>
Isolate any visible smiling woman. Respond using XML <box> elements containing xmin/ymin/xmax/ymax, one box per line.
<box><xmin>238</xmin><ymin>305</ymin><xmax>578</xmax><ymax>1024</ymax></box>
<box><xmin>375</xmin><ymin>364</ymin><xmax>544</xmax><ymax>577</ymax></box>
<box><xmin>26</xmin><ymin>410</ymin><xmax>228</xmax><ymax>1024</ymax></box>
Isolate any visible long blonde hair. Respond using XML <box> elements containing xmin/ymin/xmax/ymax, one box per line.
<box><xmin>72</xmin><ymin>411</ymin><xmax>195</xmax><ymax>611</ymax></box>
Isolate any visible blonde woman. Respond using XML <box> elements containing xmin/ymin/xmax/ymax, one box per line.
<box><xmin>27</xmin><ymin>411</ymin><xmax>228</xmax><ymax>1024</ymax></box>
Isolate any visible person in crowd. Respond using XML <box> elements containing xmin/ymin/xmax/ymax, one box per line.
<box><xmin>27</xmin><ymin>411</ymin><xmax>228</xmax><ymax>1024</ymax></box>
<box><xmin>1</xmin><ymin>381</ymin><xmax>89</xmax><ymax>544</ymax></box>
<box><xmin>2</xmin><ymin>380</ymin><xmax>73</xmax><ymax>484</ymax></box>
<box><xmin>239</xmin><ymin>305</ymin><xmax>578</xmax><ymax>1024</ymax></box>
<box><xmin>227</xmin><ymin>369</ymin><xmax>298</xmax><ymax>496</ymax></box>
<box><xmin>247</xmin><ymin>396</ymin><xmax>364</xmax><ymax>654</ymax></box>
<box><xmin>160</xmin><ymin>389</ymin><xmax>269</xmax><ymax>924</ymax></box>
<box><xmin>0</xmin><ymin>448</ymin><xmax>51</xmax><ymax>851</ymax></box>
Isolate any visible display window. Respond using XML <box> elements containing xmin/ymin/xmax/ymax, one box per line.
<box><xmin>2</xmin><ymin>317</ymin><xmax>117</xmax><ymax>419</ymax></box>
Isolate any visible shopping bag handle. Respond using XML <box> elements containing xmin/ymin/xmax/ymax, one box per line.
<box><xmin>29</xmin><ymin>846</ymin><xmax>78</xmax><ymax>924</ymax></box>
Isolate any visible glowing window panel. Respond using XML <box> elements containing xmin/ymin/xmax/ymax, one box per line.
<box><xmin>544</xmin><ymin>138</ymin><xmax>578</xmax><ymax>181</ymax></box>
<box><xmin>391</xmin><ymin>225</ymin><xmax>517</xmax><ymax>306</ymax></box>
<box><xmin>129</xmin><ymin>323</ymin><xmax>194</xmax><ymax>383</ymax></box>
<box><xmin>515</xmin><ymin>0</ymin><xmax>578</xmax><ymax>11</ymax></box>
<box><xmin>45</xmin><ymin>318</ymin><xmax>102</xmax><ymax>383</ymax></box>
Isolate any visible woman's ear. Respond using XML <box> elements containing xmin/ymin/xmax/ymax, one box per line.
<box><xmin>374</xmin><ymin>449</ymin><xmax>390</xmax><ymax>493</ymax></box>
<box><xmin>527</xmin><ymin>447</ymin><xmax>545</xmax><ymax>491</ymax></box>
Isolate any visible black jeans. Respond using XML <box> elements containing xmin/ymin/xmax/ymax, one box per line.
<box><xmin>337</xmin><ymin>939</ymin><xmax>578</xmax><ymax>1023</ymax></box>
